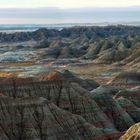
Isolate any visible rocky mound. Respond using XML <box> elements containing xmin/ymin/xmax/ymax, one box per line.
<box><xmin>0</xmin><ymin>26</ymin><xmax>140</xmax><ymax>63</ymax></box>
<box><xmin>0</xmin><ymin>80</ymin><xmax>115</xmax><ymax>131</ymax></box>
<box><xmin>108</xmin><ymin>72</ymin><xmax>140</xmax><ymax>88</ymax></box>
<box><xmin>91</xmin><ymin>85</ymin><xmax>120</xmax><ymax>95</ymax></box>
<box><xmin>120</xmin><ymin>123</ymin><xmax>140</xmax><ymax>140</ymax></box>
<box><xmin>39</xmin><ymin>70</ymin><xmax>99</xmax><ymax>91</ymax></box>
<box><xmin>116</xmin><ymin>97</ymin><xmax>140</xmax><ymax>122</ymax></box>
<box><xmin>124</xmin><ymin>43</ymin><xmax>140</xmax><ymax>69</ymax></box>
<box><xmin>0</xmin><ymin>95</ymin><xmax>124</xmax><ymax>140</ymax></box>
<box><xmin>41</xmin><ymin>70</ymin><xmax>66</xmax><ymax>80</ymax></box>
<box><xmin>114</xmin><ymin>88</ymin><xmax>140</xmax><ymax>108</ymax></box>
<box><xmin>0</xmin><ymin>74</ymin><xmax>140</xmax><ymax>139</ymax></box>
<box><xmin>94</xmin><ymin>47</ymin><xmax>129</xmax><ymax>64</ymax></box>
<box><xmin>1</xmin><ymin>26</ymin><xmax>140</xmax><ymax>43</ymax></box>
<box><xmin>90</xmin><ymin>92</ymin><xmax>134</xmax><ymax>132</ymax></box>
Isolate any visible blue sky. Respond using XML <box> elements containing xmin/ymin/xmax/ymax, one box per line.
<box><xmin>0</xmin><ymin>0</ymin><xmax>140</xmax><ymax>24</ymax></box>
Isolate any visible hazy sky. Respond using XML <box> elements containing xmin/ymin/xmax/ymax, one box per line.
<box><xmin>0</xmin><ymin>0</ymin><xmax>140</xmax><ymax>24</ymax></box>
<box><xmin>0</xmin><ymin>0</ymin><xmax>140</xmax><ymax>8</ymax></box>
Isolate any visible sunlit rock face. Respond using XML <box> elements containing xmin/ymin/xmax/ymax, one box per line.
<box><xmin>120</xmin><ymin>123</ymin><xmax>140</xmax><ymax>140</ymax></box>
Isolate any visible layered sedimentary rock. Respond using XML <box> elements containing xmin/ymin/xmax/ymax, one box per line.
<box><xmin>39</xmin><ymin>70</ymin><xmax>99</xmax><ymax>91</ymax></box>
<box><xmin>0</xmin><ymin>70</ymin><xmax>139</xmax><ymax>139</ymax></box>
<box><xmin>91</xmin><ymin>85</ymin><xmax>120</xmax><ymax>96</ymax></box>
<box><xmin>0</xmin><ymin>79</ymin><xmax>115</xmax><ymax>131</ymax></box>
<box><xmin>90</xmin><ymin>92</ymin><xmax>134</xmax><ymax>132</ymax></box>
<box><xmin>116</xmin><ymin>97</ymin><xmax>140</xmax><ymax>122</ymax></box>
<box><xmin>0</xmin><ymin>26</ymin><xmax>140</xmax><ymax>63</ymax></box>
<box><xmin>0</xmin><ymin>96</ymin><xmax>111</xmax><ymax>140</ymax></box>
<box><xmin>114</xmin><ymin>87</ymin><xmax>140</xmax><ymax>108</ymax></box>
<box><xmin>108</xmin><ymin>72</ymin><xmax>140</xmax><ymax>88</ymax></box>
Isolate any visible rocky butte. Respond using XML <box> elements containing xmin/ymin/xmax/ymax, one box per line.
<box><xmin>0</xmin><ymin>26</ymin><xmax>140</xmax><ymax>140</ymax></box>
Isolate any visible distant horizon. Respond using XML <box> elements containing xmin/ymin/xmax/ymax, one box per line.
<box><xmin>0</xmin><ymin>0</ymin><xmax>140</xmax><ymax>24</ymax></box>
<box><xmin>0</xmin><ymin>22</ymin><xmax>140</xmax><ymax>33</ymax></box>
<box><xmin>0</xmin><ymin>21</ymin><xmax>140</xmax><ymax>25</ymax></box>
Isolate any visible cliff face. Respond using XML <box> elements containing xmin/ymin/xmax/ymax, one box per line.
<box><xmin>0</xmin><ymin>70</ymin><xmax>140</xmax><ymax>140</ymax></box>
<box><xmin>0</xmin><ymin>97</ymin><xmax>107</xmax><ymax>140</ymax></box>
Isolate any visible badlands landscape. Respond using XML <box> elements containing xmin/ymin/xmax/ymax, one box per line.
<box><xmin>0</xmin><ymin>26</ymin><xmax>140</xmax><ymax>140</ymax></box>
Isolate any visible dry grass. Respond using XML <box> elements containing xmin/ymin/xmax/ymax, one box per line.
<box><xmin>0</xmin><ymin>71</ymin><xmax>15</xmax><ymax>78</ymax></box>
<box><xmin>9</xmin><ymin>61</ymin><xmax>34</xmax><ymax>67</ymax></box>
<box><xmin>0</xmin><ymin>70</ymin><xmax>25</xmax><ymax>78</ymax></box>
